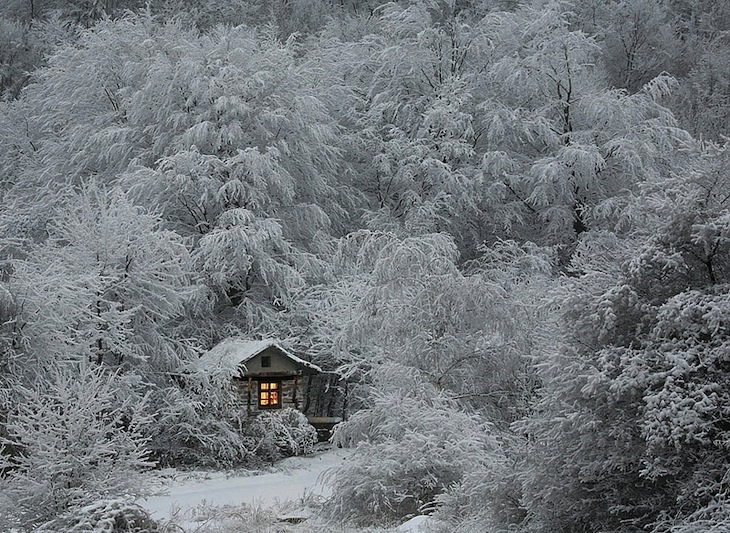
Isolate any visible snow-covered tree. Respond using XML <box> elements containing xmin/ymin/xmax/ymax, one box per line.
<box><xmin>572</xmin><ymin>0</ymin><xmax>679</xmax><ymax>93</ymax></box>
<box><xmin>295</xmin><ymin>230</ymin><xmax>552</xmax><ymax>527</ymax></box>
<box><xmin>312</xmin><ymin>0</ymin><xmax>492</xmax><ymax>253</ymax></box>
<box><xmin>474</xmin><ymin>1</ymin><xmax>691</xmax><ymax>251</ymax></box>
<box><xmin>1</xmin><ymin>14</ymin><xmax>350</xmax><ymax>335</ymax></box>
<box><xmin>569</xmin><ymin>0</ymin><xmax>729</xmax><ymax>142</ymax></box>
<box><xmin>290</xmin><ymin>230</ymin><xmax>551</xmax><ymax>425</ymax></box>
<box><xmin>321</xmin><ymin>0</ymin><xmax>694</xmax><ymax>259</ymax></box>
<box><xmin>517</xmin><ymin>141</ymin><xmax>730</xmax><ymax>533</ymax></box>
<box><xmin>0</xmin><ymin>363</ymin><xmax>153</xmax><ymax>529</ymax></box>
<box><xmin>669</xmin><ymin>40</ymin><xmax>730</xmax><ymax>141</ymax></box>
<box><xmin>6</xmin><ymin>183</ymin><xmax>193</xmax><ymax>375</ymax></box>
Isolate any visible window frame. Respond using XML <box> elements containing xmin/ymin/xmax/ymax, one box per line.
<box><xmin>258</xmin><ymin>379</ymin><xmax>282</xmax><ymax>409</ymax></box>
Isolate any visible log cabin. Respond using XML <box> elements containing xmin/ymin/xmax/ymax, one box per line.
<box><xmin>199</xmin><ymin>338</ymin><xmax>322</xmax><ymax>414</ymax></box>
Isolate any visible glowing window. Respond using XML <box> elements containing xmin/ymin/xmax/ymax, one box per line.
<box><xmin>258</xmin><ymin>381</ymin><xmax>281</xmax><ymax>409</ymax></box>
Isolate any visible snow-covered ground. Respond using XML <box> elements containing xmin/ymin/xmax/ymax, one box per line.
<box><xmin>138</xmin><ymin>446</ymin><xmax>436</xmax><ymax>532</ymax></box>
<box><xmin>141</xmin><ymin>446</ymin><xmax>349</xmax><ymax>520</ymax></box>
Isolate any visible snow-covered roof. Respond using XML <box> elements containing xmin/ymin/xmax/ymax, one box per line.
<box><xmin>197</xmin><ymin>338</ymin><xmax>322</xmax><ymax>374</ymax></box>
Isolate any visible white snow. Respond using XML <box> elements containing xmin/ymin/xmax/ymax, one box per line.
<box><xmin>139</xmin><ymin>447</ymin><xmax>439</xmax><ymax>532</ymax></box>
<box><xmin>195</xmin><ymin>338</ymin><xmax>323</xmax><ymax>373</ymax></box>
<box><xmin>396</xmin><ymin>515</ymin><xmax>437</xmax><ymax>532</ymax></box>
<box><xmin>140</xmin><ymin>447</ymin><xmax>349</xmax><ymax>521</ymax></box>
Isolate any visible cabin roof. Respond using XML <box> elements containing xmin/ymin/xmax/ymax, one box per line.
<box><xmin>198</xmin><ymin>338</ymin><xmax>322</xmax><ymax>374</ymax></box>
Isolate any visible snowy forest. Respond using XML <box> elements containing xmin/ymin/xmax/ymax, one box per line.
<box><xmin>0</xmin><ymin>0</ymin><xmax>728</xmax><ymax>531</ymax></box>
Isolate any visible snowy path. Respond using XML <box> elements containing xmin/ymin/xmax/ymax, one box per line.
<box><xmin>140</xmin><ymin>447</ymin><xmax>350</xmax><ymax>521</ymax></box>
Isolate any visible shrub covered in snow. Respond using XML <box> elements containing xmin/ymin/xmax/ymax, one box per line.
<box><xmin>145</xmin><ymin>384</ymin><xmax>254</xmax><ymax>467</ymax></box>
<box><xmin>325</xmin><ymin>370</ymin><xmax>503</xmax><ymax>526</ymax></box>
<box><xmin>247</xmin><ymin>407</ymin><xmax>317</xmax><ymax>462</ymax></box>
<box><xmin>432</xmin><ymin>434</ymin><xmax>525</xmax><ymax>532</ymax></box>
<box><xmin>146</xmin><ymin>355</ymin><xmax>256</xmax><ymax>467</ymax></box>
<box><xmin>34</xmin><ymin>499</ymin><xmax>160</xmax><ymax>533</ymax></box>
